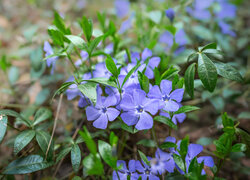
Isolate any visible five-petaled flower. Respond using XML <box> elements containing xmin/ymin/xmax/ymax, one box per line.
<box><xmin>86</xmin><ymin>94</ymin><xmax>120</xmax><ymax>129</ymax></box>
<box><xmin>113</xmin><ymin>160</ymin><xmax>139</xmax><ymax>180</ymax></box>
<box><xmin>148</xmin><ymin>80</ymin><xmax>184</xmax><ymax>112</ymax></box>
<box><xmin>120</xmin><ymin>89</ymin><xmax>159</xmax><ymax>130</ymax></box>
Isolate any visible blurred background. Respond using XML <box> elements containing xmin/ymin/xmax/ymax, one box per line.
<box><xmin>0</xmin><ymin>0</ymin><xmax>249</xmax><ymax>179</ymax></box>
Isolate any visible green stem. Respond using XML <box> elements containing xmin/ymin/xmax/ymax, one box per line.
<box><xmin>151</xmin><ymin>125</ymin><xmax>159</xmax><ymax>148</ymax></box>
<box><xmin>214</xmin><ymin>158</ymin><xmax>225</xmax><ymax>178</ymax></box>
<box><xmin>67</xmin><ymin>53</ymin><xmax>79</xmax><ymax>76</ymax></box>
<box><xmin>88</xmin><ymin>55</ymin><xmax>93</xmax><ymax>77</ymax></box>
<box><xmin>118</xmin><ymin>129</ymin><xmax>126</xmax><ymax>158</ymax></box>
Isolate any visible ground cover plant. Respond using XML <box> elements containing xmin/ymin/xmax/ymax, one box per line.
<box><xmin>0</xmin><ymin>0</ymin><xmax>249</xmax><ymax>179</ymax></box>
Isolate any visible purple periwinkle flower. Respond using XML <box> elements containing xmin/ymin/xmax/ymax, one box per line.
<box><xmin>148</xmin><ymin>80</ymin><xmax>184</xmax><ymax>112</ymax></box>
<box><xmin>184</xmin><ymin>144</ymin><xmax>215</xmax><ymax>173</ymax></box>
<box><xmin>113</xmin><ymin>160</ymin><xmax>139</xmax><ymax>180</ymax></box>
<box><xmin>114</xmin><ymin>0</ymin><xmax>130</xmax><ymax>19</ymax></box>
<box><xmin>75</xmin><ymin>50</ymin><xmax>88</xmax><ymax>67</ymax></box>
<box><xmin>136</xmin><ymin>159</ymin><xmax>160</xmax><ymax>180</ymax></box>
<box><xmin>165</xmin><ymin>8</ymin><xmax>175</xmax><ymax>22</ymax></box>
<box><xmin>160</xmin><ymin>109</ymin><xmax>186</xmax><ymax>124</ymax></box>
<box><xmin>218</xmin><ymin>21</ymin><xmax>236</xmax><ymax>37</ymax></box>
<box><xmin>120</xmin><ymin>89</ymin><xmax>159</xmax><ymax>130</ymax></box>
<box><xmin>43</xmin><ymin>41</ymin><xmax>59</xmax><ymax>74</ymax></box>
<box><xmin>93</xmin><ymin>62</ymin><xmax>112</xmax><ymax>78</ymax></box>
<box><xmin>118</xmin><ymin>18</ymin><xmax>132</xmax><ymax>34</ymax></box>
<box><xmin>86</xmin><ymin>94</ymin><xmax>120</xmax><ymax>129</ymax></box>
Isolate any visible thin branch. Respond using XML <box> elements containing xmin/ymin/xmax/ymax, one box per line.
<box><xmin>46</xmin><ymin>94</ymin><xmax>63</xmax><ymax>159</ymax></box>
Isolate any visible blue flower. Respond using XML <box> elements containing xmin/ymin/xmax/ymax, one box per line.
<box><xmin>218</xmin><ymin>21</ymin><xmax>236</xmax><ymax>37</ymax></box>
<box><xmin>86</xmin><ymin>94</ymin><xmax>120</xmax><ymax>129</ymax></box>
<box><xmin>93</xmin><ymin>62</ymin><xmax>112</xmax><ymax>78</ymax></box>
<box><xmin>43</xmin><ymin>41</ymin><xmax>59</xmax><ymax>74</ymax></box>
<box><xmin>148</xmin><ymin>80</ymin><xmax>184</xmax><ymax>112</ymax></box>
<box><xmin>165</xmin><ymin>8</ymin><xmax>175</xmax><ymax>22</ymax></box>
<box><xmin>113</xmin><ymin>160</ymin><xmax>139</xmax><ymax>180</ymax></box>
<box><xmin>120</xmin><ymin>63</ymin><xmax>144</xmax><ymax>86</ymax></box>
<box><xmin>216</xmin><ymin>0</ymin><xmax>237</xmax><ymax>20</ymax></box>
<box><xmin>114</xmin><ymin>0</ymin><xmax>130</xmax><ymax>19</ymax></box>
<box><xmin>118</xmin><ymin>18</ymin><xmax>132</xmax><ymax>34</ymax></box>
<box><xmin>120</xmin><ymin>89</ymin><xmax>159</xmax><ymax>130</ymax></box>
<box><xmin>136</xmin><ymin>159</ymin><xmax>160</xmax><ymax>180</ymax></box>
<box><xmin>75</xmin><ymin>50</ymin><xmax>88</xmax><ymax>67</ymax></box>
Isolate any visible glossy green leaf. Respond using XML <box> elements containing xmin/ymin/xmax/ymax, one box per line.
<box><xmin>56</xmin><ymin>147</ymin><xmax>72</xmax><ymax>163</ymax></box>
<box><xmin>141</xmin><ymin>75</ymin><xmax>149</xmax><ymax>93</ymax></box>
<box><xmin>83</xmin><ymin>77</ymin><xmax>117</xmax><ymax>88</ymax></box>
<box><xmin>173</xmin><ymin>154</ymin><xmax>185</xmax><ymax>172</ymax></box>
<box><xmin>180</xmin><ymin>136</ymin><xmax>189</xmax><ymax>159</ymax></box>
<box><xmin>14</xmin><ymin>130</ymin><xmax>36</xmax><ymax>155</ymax></box>
<box><xmin>78</xmin><ymin>82</ymin><xmax>97</xmax><ymax>104</ymax></box>
<box><xmin>174</xmin><ymin>106</ymin><xmax>200</xmax><ymax>114</ymax></box>
<box><xmin>138</xmin><ymin>150</ymin><xmax>150</xmax><ymax>166</ymax></box>
<box><xmin>47</xmin><ymin>26</ymin><xmax>64</xmax><ymax>46</ymax></box>
<box><xmin>65</xmin><ymin>35</ymin><xmax>86</xmax><ymax>49</ymax></box>
<box><xmin>214</xmin><ymin>62</ymin><xmax>243</xmax><ymax>83</ymax></box>
<box><xmin>161</xmin><ymin>66</ymin><xmax>178</xmax><ymax>80</ymax></box>
<box><xmin>80</xmin><ymin>16</ymin><xmax>93</xmax><ymax>42</ymax></box>
<box><xmin>160</xmin><ymin>142</ymin><xmax>177</xmax><ymax>149</ymax></box>
<box><xmin>33</xmin><ymin>108</ymin><xmax>52</xmax><ymax>126</ymax></box>
<box><xmin>236</xmin><ymin>128</ymin><xmax>250</xmax><ymax>157</ymax></box>
<box><xmin>8</xmin><ymin>66</ymin><xmax>19</xmax><ymax>85</ymax></box>
<box><xmin>98</xmin><ymin>140</ymin><xmax>117</xmax><ymax>168</ymax></box>
<box><xmin>53</xmin><ymin>11</ymin><xmax>70</xmax><ymax>34</ymax></box>
<box><xmin>197</xmin><ymin>53</ymin><xmax>217</xmax><ymax>92</ymax></box>
<box><xmin>52</xmin><ymin>81</ymin><xmax>75</xmax><ymax>99</ymax></box>
<box><xmin>79</xmin><ymin>126</ymin><xmax>97</xmax><ymax>155</ymax></box>
<box><xmin>154</xmin><ymin>116</ymin><xmax>177</xmax><ymax>130</ymax></box>
<box><xmin>200</xmin><ymin>42</ymin><xmax>217</xmax><ymax>51</ymax></box>
<box><xmin>88</xmin><ymin>35</ymin><xmax>103</xmax><ymax>55</ymax></box>
<box><xmin>0</xmin><ymin>114</ymin><xmax>8</xmax><ymax>143</ymax></box>
<box><xmin>35</xmin><ymin>131</ymin><xmax>53</xmax><ymax>160</ymax></box>
<box><xmin>83</xmin><ymin>154</ymin><xmax>104</xmax><ymax>175</ymax></box>
<box><xmin>105</xmin><ymin>56</ymin><xmax>118</xmax><ymax>78</ymax></box>
<box><xmin>231</xmin><ymin>143</ymin><xmax>246</xmax><ymax>152</ymax></box>
<box><xmin>71</xmin><ymin>144</ymin><xmax>81</xmax><ymax>172</ymax></box>
<box><xmin>137</xmin><ymin>139</ymin><xmax>156</xmax><ymax>147</ymax></box>
<box><xmin>184</xmin><ymin>63</ymin><xmax>196</xmax><ymax>98</ymax></box>
<box><xmin>3</xmin><ymin>155</ymin><xmax>53</xmax><ymax>174</ymax></box>
<box><xmin>0</xmin><ymin>109</ymin><xmax>31</xmax><ymax>127</ymax></box>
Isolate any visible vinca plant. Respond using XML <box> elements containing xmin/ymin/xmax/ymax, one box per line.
<box><xmin>0</xmin><ymin>0</ymin><xmax>249</xmax><ymax>179</ymax></box>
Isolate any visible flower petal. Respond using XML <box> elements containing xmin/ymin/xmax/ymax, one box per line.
<box><xmin>86</xmin><ymin>106</ymin><xmax>101</xmax><ymax>121</ymax></box>
<box><xmin>148</xmin><ymin>85</ymin><xmax>162</xmax><ymax>99</ymax></box>
<box><xmin>188</xmin><ymin>144</ymin><xmax>203</xmax><ymax>159</ymax></box>
<box><xmin>160</xmin><ymin>80</ymin><xmax>172</xmax><ymax>95</ymax></box>
<box><xmin>106</xmin><ymin>108</ymin><xmax>120</xmax><ymax>121</ymax></box>
<box><xmin>121</xmin><ymin>111</ymin><xmax>138</xmax><ymax>126</ymax></box>
<box><xmin>135</xmin><ymin>112</ymin><xmax>153</xmax><ymax>130</ymax></box>
<box><xmin>198</xmin><ymin>156</ymin><xmax>214</xmax><ymax>167</ymax></box>
<box><xmin>133</xmin><ymin>89</ymin><xmax>146</xmax><ymax>106</ymax></box>
<box><xmin>120</xmin><ymin>94</ymin><xmax>135</xmax><ymax>111</ymax></box>
<box><xmin>170</xmin><ymin>89</ymin><xmax>184</xmax><ymax>102</ymax></box>
<box><xmin>144</xmin><ymin>99</ymin><xmax>159</xmax><ymax>115</ymax></box>
<box><xmin>163</xmin><ymin>100</ymin><xmax>179</xmax><ymax>112</ymax></box>
<box><xmin>93</xmin><ymin>114</ymin><xmax>108</xmax><ymax>129</ymax></box>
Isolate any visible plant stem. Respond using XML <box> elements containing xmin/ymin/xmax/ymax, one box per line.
<box><xmin>151</xmin><ymin>125</ymin><xmax>159</xmax><ymax>148</ymax></box>
<box><xmin>67</xmin><ymin>53</ymin><xmax>79</xmax><ymax>76</ymax></box>
<box><xmin>214</xmin><ymin>158</ymin><xmax>225</xmax><ymax>178</ymax></box>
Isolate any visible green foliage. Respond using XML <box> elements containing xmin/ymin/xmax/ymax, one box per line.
<box><xmin>71</xmin><ymin>144</ymin><xmax>81</xmax><ymax>172</ymax></box>
<box><xmin>0</xmin><ymin>114</ymin><xmax>8</xmax><ymax>143</ymax></box>
<box><xmin>154</xmin><ymin>116</ymin><xmax>177</xmax><ymax>130</ymax></box>
<box><xmin>14</xmin><ymin>130</ymin><xmax>36</xmax><ymax>155</ymax></box>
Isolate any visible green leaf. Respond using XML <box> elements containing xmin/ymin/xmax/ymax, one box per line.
<box><xmin>180</xmin><ymin>136</ymin><xmax>189</xmax><ymax>159</ymax></box>
<box><xmin>184</xmin><ymin>63</ymin><xmax>196</xmax><ymax>98</ymax></box>
<box><xmin>52</xmin><ymin>81</ymin><xmax>75</xmax><ymax>99</ymax></box>
<box><xmin>148</xmin><ymin>10</ymin><xmax>162</xmax><ymax>24</ymax></box>
<box><xmin>72</xmin><ymin>176</ymin><xmax>82</xmax><ymax>180</ymax></box>
<box><xmin>161</xmin><ymin>66</ymin><xmax>178</xmax><ymax>80</ymax></box>
<box><xmin>188</xmin><ymin>157</ymin><xmax>198</xmax><ymax>173</ymax></box>
<box><xmin>14</xmin><ymin>130</ymin><xmax>36</xmax><ymax>155</ymax></box>
<box><xmin>160</xmin><ymin>142</ymin><xmax>177</xmax><ymax>149</ymax></box>
<box><xmin>214</xmin><ymin>62</ymin><xmax>243</xmax><ymax>83</ymax></box>
<box><xmin>35</xmin><ymin>131</ymin><xmax>53</xmax><ymax>160</ymax></box>
<box><xmin>3</xmin><ymin>155</ymin><xmax>53</xmax><ymax>174</ymax></box>
<box><xmin>121</xmin><ymin>62</ymin><xmax>141</xmax><ymax>88</ymax></box>
<box><xmin>88</xmin><ymin>35</ymin><xmax>103</xmax><ymax>55</ymax></box>
<box><xmin>154</xmin><ymin>116</ymin><xmax>177</xmax><ymax>130</ymax></box>
<box><xmin>105</xmin><ymin>56</ymin><xmax>118</xmax><ymax>78</ymax></box>
<box><xmin>47</xmin><ymin>26</ymin><xmax>65</xmax><ymax>46</ymax></box>
<box><xmin>173</xmin><ymin>154</ymin><xmax>185</xmax><ymax>172</ymax></box>
<box><xmin>238</xmin><ymin>112</ymin><xmax>250</xmax><ymax>119</ymax></box>
<box><xmin>154</xmin><ymin>67</ymin><xmax>161</xmax><ymax>85</ymax></box>
<box><xmin>200</xmin><ymin>42</ymin><xmax>217</xmax><ymax>51</ymax></box>
<box><xmin>33</xmin><ymin>108</ymin><xmax>52</xmax><ymax>126</ymax></box>
<box><xmin>83</xmin><ymin>77</ymin><xmax>117</xmax><ymax>88</ymax></box>
<box><xmin>65</xmin><ymin>35</ymin><xmax>86</xmax><ymax>49</ymax></box>
<box><xmin>83</xmin><ymin>154</ymin><xmax>104</xmax><ymax>175</ymax></box>
<box><xmin>202</xmin><ymin>49</ymin><xmax>223</xmax><ymax>55</ymax></box>
<box><xmin>80</xmin><ymin>16</ymin><xmax>93</xmax><ymax>42</ymax></box>
<box><xmin>109</xmin><ymin>132</ymin><xmax>118</xmax><ymax>147</ymax></box>
<box><xmin>197</xmin><ymin>53</ymin><xmax>217</xmax><ymax>92</ymax></box>
<box><xmin>138</xmin><ymin>150</ymin><xmax>150</xmax><ymax>166</ymax></box>
<box><xmin>231</xmin><ymin>143</ymin><xmax>246</xmax><ymax>152</ymax></box>
<box><xmin>236</xmin><ymin>128</ymin><xmax>250</xmax><ymax>157</ymax></box>
<box><xmin>56</xmin><ymin>147</ymin><xmax>72</xmax><ymax>163</ymax></box>
<box><xmin>141</xmin><ymin>75</ymin><xmax>149</xmax><ymax>93</ymax></box>
<box><xmin>79</xmin><ymin>126</ymin><xmax>97</xmax><ymax>155</ymax></box>
<box><xmin>98</xmin><ymin>140</ymin><xmax>117</xmax><ymax>168</ymax></box>
<box><xmin>53</xmin><ymin>11</ymin><xmax>70</xmax><ymax>34</ymax></box>
<box><xmin>174</xmin><ymin>106</ymin><xmax>200</xmax><ymax>114</ymax></box>
<box><xmin>0</xmin><ymin>109</ymin><xmax>31</xmax><ymax>127</ymax></box>
<box><xmin>222</xmin><ymin>112</ymin><xmax>234</xmax><ymax>128</ymax></box>
<box><xmin>165</xmin><ymin>25</ymin><xmax>176</xmax><ymax>35</ymax></box>
<box><xmin>78</xmin><ymin>82</ymin><xmax>97</xmax><ymax>104</ymax></box>
<box><xmin>71</xmin><ymin>144</ymin><xmax>81</xmax><ymax>172</ymax></box>
<box><xmin>121</xmin><ymin>122</ymin><xmax>138</xmax><ymax>134</ymax></box>
<box><xmin>0</xmin><ymin>114</ymin><xmax>8</xmax><ymax>143</ymax></box>
<box><xmin>137</xmin><ymin>139</ymin><xmax>156</xmax><ymax>147</ymax></box>
<box><xmin>0</xmin><ymin>55</ymin><xmax>11</xmax><ymax>72</ymax></box>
